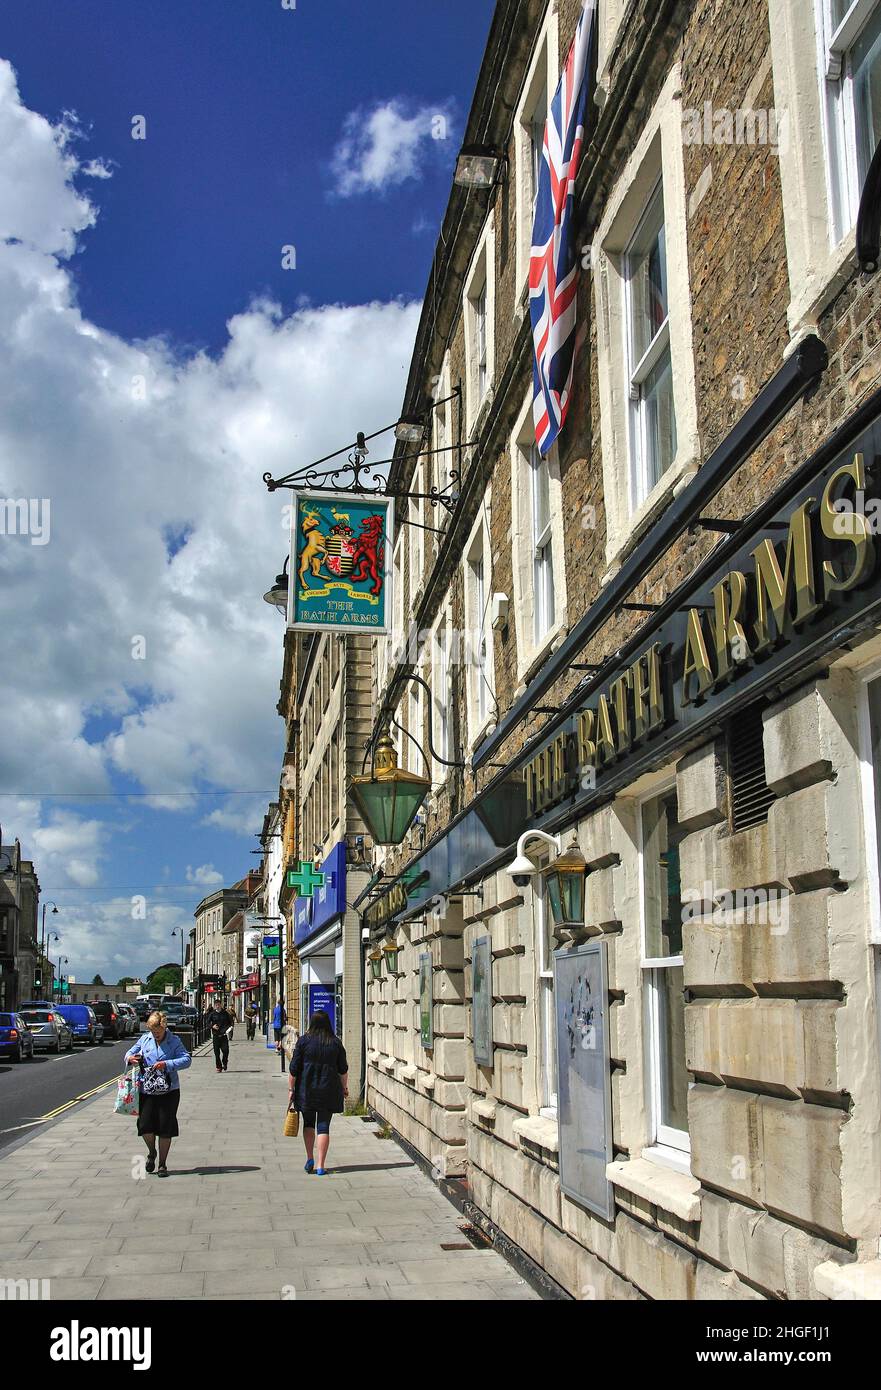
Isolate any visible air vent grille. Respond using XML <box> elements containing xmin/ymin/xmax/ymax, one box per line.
<box><xmin>728</xmin><ymin>703</ymin><xmax>776</xmax><ymax>833</ymax></box>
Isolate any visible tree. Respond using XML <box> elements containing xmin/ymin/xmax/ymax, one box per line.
<box><xmin>146</xmin><ymin>963</ymin><xmax>182</xmax><ymax>994</ymax></box>
<box><xmin>117</xmin><ymin>976</ymin><xmax>139</xmax><ymax>989</ymax></box>
<box><xmin>91</xmin><ymin>974</ymin><xmax>105</xmax><ymax>986</ymax></box>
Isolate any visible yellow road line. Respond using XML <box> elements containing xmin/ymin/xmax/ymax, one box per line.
<box><xmin>41</xmin><ymin>1076</ymin><xmax>117</xmax><ymax>1120</ymax></box>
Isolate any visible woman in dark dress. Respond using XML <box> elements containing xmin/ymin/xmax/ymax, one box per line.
<box><xmin>124</xmin><ymin>1009</ymin><xmax>191</xmax><ymax>1176</ymax></box>
<box><xmin>288</xmin><ymin>1011</ymin><xmax>348</xmax><ymax>1175</ymax></box>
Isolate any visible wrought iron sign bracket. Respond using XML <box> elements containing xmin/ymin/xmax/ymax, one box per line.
<box><xmin>262</xmin><ymin>386</ymin><xmax>473</xmax><ymax>518</ymax></box>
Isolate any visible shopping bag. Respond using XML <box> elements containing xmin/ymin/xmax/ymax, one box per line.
<box><xmin>283</xmin><ymin>1104</ymin><xmax>299</xmax><ymax>1137</ymax></box>
<box><xmin>115</xmin><ymin>1068</ymin><xmax>140</xmax><ymax>1117</ymax></box>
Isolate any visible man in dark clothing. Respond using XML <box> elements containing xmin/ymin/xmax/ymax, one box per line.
<box><xmin>205</xmin><ymin>1003</ymin><xmax>234</xmax><ymax>1073</ymax></box>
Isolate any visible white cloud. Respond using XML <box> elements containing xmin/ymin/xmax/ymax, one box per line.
<box><xmin>185</xmin><ymin>864</ymin><xmax>224</xmax><ymax>887</ymax></box>
<box><xmin>330</xmin><ymin>98</ymin><xmax>455</xmax><ymax>197</ymax></box>
<box><xmin>0</xmin><ymin>59</ymin><xmax>420</xmax><ymax>848</ymax></box>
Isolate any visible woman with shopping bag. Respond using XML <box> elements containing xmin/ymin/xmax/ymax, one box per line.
<box><xmin>123</xmin><ymin>1010</ymin><xmax>191</xmax><ymax>1176</ymax></box>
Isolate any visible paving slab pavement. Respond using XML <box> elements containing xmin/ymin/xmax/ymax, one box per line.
<box><xmin>0</xmin><ymin>1032</ymin><xmax>540</xmax><ymax>1301</ymax></box>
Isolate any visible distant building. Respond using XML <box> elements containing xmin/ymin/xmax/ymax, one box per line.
<box><xmin>0</xmin><ymin>838</ymin><xmax>39</xmax><ymax>1010</ymax></box>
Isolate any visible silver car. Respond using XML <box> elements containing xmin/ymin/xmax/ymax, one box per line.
<box><xmin>116</xmin><ymin>1003</ymin><xmax>139</xmax><ymax>1036</ymax></box>
<box><xmin>19</xmin><ymin>1008</ymin><xmax>74</xmax><ymax>1053</ymax></box>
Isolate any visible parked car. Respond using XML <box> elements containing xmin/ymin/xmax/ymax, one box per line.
<box><xmin>134</xmin><ymin>993</ymin><xmax>166</xmax><ymax>1021</ymax></box>
<box><xmin>19</xmin><ymin>1008</ymin><xmax>73</xmax><ymax>1053</ymax></box>
<box><xmin>87</xmin><ymin>1000</ymin><xmax>126</xmax><ymax>1040</ymax></box>
<box><xmin>54</xmin><ymin>1003</ymin><xmax>105</xmax><ymax>1046</ymax></box>
<box><xmin>157</xmin><ymin>1000</ymin><xmax>188</xmax><ymax>1030</ymax></box>
<box><xmin>0</xmin><ymin>1012</ymin><xmax>36</xmax><ymax>1061</ymax></box>
<box><xmin>116</xmin><ymin>1003</ymin><xmax>139</xmax><ymax>1035</ymax></box>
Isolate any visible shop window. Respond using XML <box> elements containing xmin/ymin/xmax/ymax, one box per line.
<box><xmin>727</xmin><ymin>702</ymin><xmax>775</xmax><ymax>833</ymax></box>
<box><xmin>640</xmin><ymin>787</ymin><xmax>689</xmax><ymax>1157</ymax></box>
<box><xmin>409</xmin><ymin>456</ymin><xmax>425</xmax><ymax>599</ymax></box>
<box><xmin>625</xmin><ymin>180</ymin><xmax>676</xmax><ymax>505</ymax></box>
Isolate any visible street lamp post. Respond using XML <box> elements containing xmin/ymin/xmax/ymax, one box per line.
<box><xmin>57</xmin><ymin>957</ymin><xmax>69</xmax><ymax>1004</ymax></box>
<box><xmin>46</xmin><ymin>931</ymin><xmax>60</xmax><ymax>1002</ymax></box>
<box><xmin>171</xmin><ymin>927</ymin><xmax>185</xmax><ymax>995</ymax></box>
<box><xmin>39</xmin><ymin>902</ymin><xmax>59</xmax><ymax>1001</ymax></box>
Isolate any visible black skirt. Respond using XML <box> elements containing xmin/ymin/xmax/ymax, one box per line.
<box><xmin>137</xmin><ymin>1088</ymin><xmax>181</xmax><ymax>1138</ymax></box>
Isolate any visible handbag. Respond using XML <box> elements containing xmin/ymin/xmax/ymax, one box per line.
<box><xmin>115</xmin><ymin>1067</ymin><xmax>140</xmax><ymax>1116</ymax></box>
<box><xmin>283</xmin><ymin>1103</ymin><xmax>299</xmax><ymax>1138</ymax></box>
<box><xmin>141</xmin><ymin>1064</ymin><xmax>172</xmax><ymax>1096</ymax></box>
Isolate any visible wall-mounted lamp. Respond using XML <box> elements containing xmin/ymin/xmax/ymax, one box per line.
<box><xmin>382</xmin><ymin>937</ymin><xmax>400</xmax><ymax>974</ymax></box>
<box><xmin>348</xmin><ymin>727</ymin><xmax>430</xmax><ymax>846</ymax></box>
<box><xmin>454</xmin><ymin>145</ymin><xmax>507</xmax><ymax>189</ymax></box>
<box><xmin>368</xmin><ymin>949</ymin><xmax>383</xmax><ymax>982</ymax></box>
<box><xmin>541</xmin><ymin>840</ymin><xmax>588</xmax><ymax>932</ymax></box>
<box><xmin>505</xmin><ymin>829</ymin><xmax>562</xmax><ymax>888</ymax></box>
<box><xmin>394</xmin><ymin>416</ymin><xmax>428</xmax><ymax>443</ymax></box>
<box><xmin>263</xmin><ymin>555</ymin><xmax>289</xmax><ymax>616</ymax></box>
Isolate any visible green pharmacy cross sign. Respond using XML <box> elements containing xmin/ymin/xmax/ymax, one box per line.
<box><xmin>287</xmin><ymin>861</ymin><xmax>326</xmax><ymax>896</ymax></box>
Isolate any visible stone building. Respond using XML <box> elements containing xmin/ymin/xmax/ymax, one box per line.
<box><xmin>361</xmin><ymin>0</ymin><xmax>881</xmax><ymax>1300</ymax></box>
<box><xmin>193</xmin><ymin>876</ymin><xmax>251</xmax><ymax>1003</ymax></box>
<box><xmin>0</xmin><ymin>838</ymin><xmax>39</xmax><ymax>1010</ymax></box>
<box><xmin>273</xmin><ymin>626</ymin><xmax>376</xmax><ymax>1090</ymax></box>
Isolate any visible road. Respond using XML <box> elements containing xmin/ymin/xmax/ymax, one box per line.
<box><xmin>0</xmin><ymin>1030</ymin><xmax>139</xmax><ymax>1155</ymax></box>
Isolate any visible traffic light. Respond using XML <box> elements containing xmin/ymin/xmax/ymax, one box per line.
<box><xmin>33</xmin><ymin>967</ymin><xmax>43</xmax><ymax>994</ymax></box>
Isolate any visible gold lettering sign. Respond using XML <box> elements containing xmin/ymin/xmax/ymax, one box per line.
<box><xmin>820</xmin><ymin>455</ymin><xmax>873</xmax><ymax>597</ymax></box>
<box><xmin>681</xmin><ymin>606</ymin><xmax>713</xmax><ymax>706</ymax></box>
<box><xmin>751</xmin><ymin>499</ymin><xmax>820</xmax><ymax>653</ymax></box>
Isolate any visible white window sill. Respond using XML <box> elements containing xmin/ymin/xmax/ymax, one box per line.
<box><xmin>786</xmin><ymin>228</ymin><xmax>858</xmax><ymax>345</ymax></box>
<box><xmin>813</xmin><ymin>1259</ymin><xmax>881</xmax><ymax>1301</ymax></box>
<box><xmin>604</xmin><ymin>448</ymin><xmax>700</xmax><ymax>575</ymax></box>
<box><xmin>468</xmin><ymin>711</ymin><xmax>496</xmax><ymax>755</ymax></box>
<box><xmin>515</xmin><ymin>617</ymin><xmax>570</xmax><ymax>691</ymax></box>
<box><xmin>472</xmin><ymin>1099</ymin><xmax>497</xmax><ymax>1125</ymax></box>
<box><xmin>606</xmin><ymin>1154</ymin><xmax>701</xmax><ymax>1222</ymax></box>
<box><xmin>512</xmin><ymin>1114</ymin><xmax>560</xmax><ymax>1154</ymax></box>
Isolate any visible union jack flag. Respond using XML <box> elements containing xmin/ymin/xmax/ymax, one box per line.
<box><xmin>530</xmin><ymin>0</ymin><xmax>596</xmax><ymax>455</ymax></box>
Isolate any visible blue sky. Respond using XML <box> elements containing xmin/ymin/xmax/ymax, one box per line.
<box><xmin>3</xmin><ymin>0</ymin><xmax>493</xmax><ymax>348</ymax></box>
<box><xmin>0</xmin><ymin>0</ymin><xmax>493</xmax><ymax>982</ymax></box>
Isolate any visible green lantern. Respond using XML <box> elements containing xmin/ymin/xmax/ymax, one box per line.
<box><xmin>348</xmin><ymin>730</ymin><xmax>430</xmax><ymax>846</ymax></box>
<box><xmin>368</xmin><ymin>950</ymin><xmax>383</xmax><ymax>982</ymax></box>
<box><xmin>541</xmin><ymin>841</ymin><xmax>588</xmax><ymax>928</ymax></box>
<box><xmin>382</xmin><ymin>937</ymin><xmax>400</xmax><ymax>974</ymax></box>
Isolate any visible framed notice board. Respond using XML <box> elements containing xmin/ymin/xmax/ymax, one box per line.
<box><xmin>553</xmin><ymin>938</ymin><xmax>614</xmax><ymax>1221</ymax></box>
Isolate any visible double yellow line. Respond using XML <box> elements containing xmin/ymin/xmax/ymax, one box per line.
<box><xmin>41</xmin><ymin>1076</ymin><xmax>117</xmax><ymax>1121</ymax></box>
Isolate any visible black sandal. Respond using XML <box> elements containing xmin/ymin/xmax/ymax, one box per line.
<box><xmin>157</xmin><ymin>1165</ymin><xmax>168</xmax><ymax>1177</ymax></box>
<box><xmin>146</xmin><ymin>1152</ymin><xmax>156</xmax><ymax>1174</ymax></box>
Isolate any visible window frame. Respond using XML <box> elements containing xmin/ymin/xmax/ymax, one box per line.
<box><xmin>463</xmin><ymin>500</ymin><xmax>496</xmax><ymax>747</ymax></box>
<box><xmin>513</xmin><ymin>2</ymin><xmax>560</xmax><ymax>293</ymax></box>
<box><xmin>430</xmin><ymin>603</ymin><xmax>454</xmax><ymax>788</ymax></box>
<box><xmin>819</xmin><ymin>0</ymin><xmax>881</xmax><ymax>242</ymax></box>
<box><xmin>510</xmin><ymin>387</ymin><xmax>568</xmax><ymax>685</ymax></box>
<box><xmin>592</xmin><ymin>65</ymin><xmax>700</xmax><ymax>570</ymax></box>
<box><xmin>462</xmin><ymin>212</ymin><xmax>496</xmax><ymax>434</ymax></box>
<box><xmin>531</xmin><ymin>866</ymin><xmax>558</xmax><ymax>1116</ymax></box>
<box><xmin>623</xmin><ymin>179</ymin><xmax>676</xmax><ymax>510</ymax></box>
<box><xmin>857</xmin><ymin>660</ymin><xmax>881</xmax><ymax>946</ymax></box>
<box><xmin>637</xmin><ymin>781</ymin><xmax>690</xmax><ymax>1160</ymax></box>
<box><xmin>529</xmin><ymin>443</ymin><xmax>556</xmax><ymax>645</ymax></box>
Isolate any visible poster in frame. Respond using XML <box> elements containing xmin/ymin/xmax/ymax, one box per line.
<box><xmin>553</xmin><ymin>938</ymin><xmax>614</xmax><ymax>1221</ymax></box>
<box><xmin>472</xmin><ymin>935</ymin><xmax>493</xmax><ymax>1067</ymax></box>
<box><xmin>288</xmin><ymin>489</ymin><xmax>393</xmax><ymax>633</ymax></box>
<box><xmin>418</xmin><ymin>952</ymin><xmax>433</xmax><ymax>1049</ymax></box>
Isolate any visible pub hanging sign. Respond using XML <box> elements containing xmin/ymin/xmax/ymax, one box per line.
<box><xmin>525</xmin><ymin>440</ymin><xmax>881</xmax><ymax>821</ymax></box>
<box><xmin>288</xmin><ymin>489</ymin><xmax>394</xmax><ymax>633</ymax></box>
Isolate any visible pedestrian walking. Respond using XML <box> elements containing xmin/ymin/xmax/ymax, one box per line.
<box><xmin>205</xmin><ymin>1000</ymin><xmax>234</xmax><ymax>1073</ymax></box>
<box><xmin>288</xmin><ymin>1010</ymin><xmax>348</xmax><ymax>1176</ymax></box>
<box><xmin>246</xmin><ymin>1004</ymin><xmax>257</xmax><ymax>1041</ymax></box>
<box><xmin>124</xmin><ymin>1010</ymin><xmax>191</xmax><ymax>1177</ymax></box>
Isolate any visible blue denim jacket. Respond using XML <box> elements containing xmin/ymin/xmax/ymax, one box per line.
<box><xmin>125</xmin><ymin>1030</ymin><xmax>191</xmax><ymax>1091</ymax></box>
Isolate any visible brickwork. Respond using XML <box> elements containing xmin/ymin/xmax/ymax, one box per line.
<box><xmin>363</xmin><ymin>0</ymin><xmax>881</xmax><ymax>1299</ymax></box>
